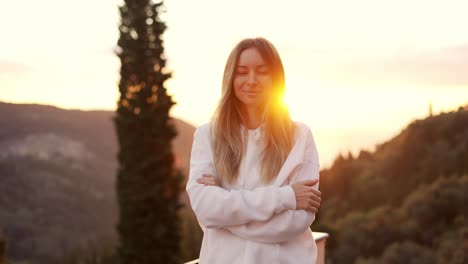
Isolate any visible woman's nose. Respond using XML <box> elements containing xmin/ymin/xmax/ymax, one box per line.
<box><xmin>247</xmin><ymin>71</ymin><xmax>257</xmax><ymax>85</ymax></box>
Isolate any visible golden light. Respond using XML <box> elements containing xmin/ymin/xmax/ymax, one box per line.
<box><xmin>277</xmin><ymin>93</ymin><xmax>289</xmax><ymax>112</ymax></box>
<box><xmin>283</xmin><ymin>77</ymin><xmax>323</xmax><ymax>121</ymax></box>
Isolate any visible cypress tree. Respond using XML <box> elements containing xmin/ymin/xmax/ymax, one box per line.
<box><xmin>0</xmin><ymin>230</ymin><xmax>6</xmax><ymax>264</ymax></box>
<box><xmin>114</xmin><ymin>0</ymin><xmax>181</xmax><ymax>263</ymax></box>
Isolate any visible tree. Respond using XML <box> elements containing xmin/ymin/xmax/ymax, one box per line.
<box><xmin>114</xmin><ymin>1</ymin><xmax>182</xmax><ymax>263</ymax></box>
<box><xmin>381</xmin><ymin>241</ymin><xmax>435</xmax><ymax>264</ymax></box>
<box><xmin>436</xmin><ymin>227</ymin><xmax>468</xmax><ymax>264</ymax></box>
<box><xmin>0</xmin><ymin>230</ymin><xmax>6</xmax><ymax>264</ymax></box>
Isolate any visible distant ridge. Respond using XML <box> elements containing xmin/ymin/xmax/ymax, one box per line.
<box><xmin>0</xmin><ymin>101</ymin><xmax>197</xmax><ymax>263</ymax></box>
<box><xmin>315</xmin><ymin>104</ymin><xmax>468</xmax><ymax>263</ymax></box>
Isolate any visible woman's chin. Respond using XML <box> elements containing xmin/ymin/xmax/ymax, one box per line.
<box><xmin>240</xmin><ymin>100</ymin><xmax>264</xmax><ymax>108</ymax></box>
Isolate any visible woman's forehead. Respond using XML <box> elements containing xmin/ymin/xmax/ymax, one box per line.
<box><xmin>237</xmin><ymin>48</ymin><xmax>268</xmax><ymax>66</ymax></box>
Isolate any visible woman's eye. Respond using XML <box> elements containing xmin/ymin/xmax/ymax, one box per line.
<box><xmin>257</xmin><ymin>67</ymin><xmax>270</xmax><ymax>74</ymax></box>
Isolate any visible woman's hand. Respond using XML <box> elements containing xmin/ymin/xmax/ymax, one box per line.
<box><xmin>196</xmin><ymin>174</ymin><xmax>220</xmax><ymax>187</ymax></box>
<box><xmin>291</xmin><ymin>179</ymin><xmax>321</xmax><ymax>213</ymax></box>
<box><xmin>196</xmin><ymin>175</ymin><xmax>321</xmax><ymax>212</ymax></box>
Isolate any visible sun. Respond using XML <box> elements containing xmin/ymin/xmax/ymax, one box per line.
<box><xmin>283</xmin><ymin>77</ymin><xmax>322</xmax><ymax>121</ymax></box>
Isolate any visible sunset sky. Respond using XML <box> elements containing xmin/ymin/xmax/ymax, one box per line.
<box><xmin>1</xmin><ymin>0</ymin><xmax>467</xmax><ymax>166</ymax></box>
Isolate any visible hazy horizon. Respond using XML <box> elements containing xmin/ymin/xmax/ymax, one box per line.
<box><xmin>1</xmin><ymin>0</ymin><xmax>467</xmax><ymax>166</ymax></box>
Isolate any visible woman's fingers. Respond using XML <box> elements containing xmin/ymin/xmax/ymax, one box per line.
<box><xmin>296</xmin><ymin>179</ymin><xmax>319</xmax><ymax>187</ymax></box>
<box><xmin>311</xmin><ymin>188</ymin><xmax>321</xmax><ymax>196</ymax></box>
<box><xmin>311</xmin><ymin>189</ymin><xmax>322</xmax><ymax>202</ymax></box>
<box><xmin>309</xmin><ymin>207</ymin><xmax>318</xmax><ymax>213</ymax></box>
<box><xmin>197</xmin><ymin>174</ymin><xmax>220</xmax><ymax>186</ymax></box>
<box><xmin>310</xmin><ymin>194</ymin><xmax>321</xmax><ymax>203</ymax></box>
<box><xmin>309</xmin><ymin>199</ymin><xmax>321</xmax><ymax>209</ymax></box>
<box><xmin>304</xmin><ymin>201</ymin><xmax>320</xmax><ymax>213</ymax></box>
<box><xmin>291</xmin><ymin>179</ymin><xmax>322</xmax><ymax>212</ymax></box>
<box><xmin>296</xmin><ymin>199</ymin><xmax>320</xmax><ymax>213</ymax></box>
<box><xmin>197</xmin><ymin>178</ymin><xmax>215</xmax><ymax>185</ymax></box>
<box><xmin>197</xmin><ymin>180</ymin><xmax>216</xmax><ymax>186</ymax></box>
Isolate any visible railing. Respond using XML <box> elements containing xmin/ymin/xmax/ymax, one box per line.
<box><xmin>184</xmin><ymin>232</ymin><xmax>329</xmax><ymax>264</ymax></box>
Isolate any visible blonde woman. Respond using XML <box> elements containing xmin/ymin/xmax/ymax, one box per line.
<box><xmin>186</xmin><ymin>38</ymin><xmax>322</xmax><ymax>264</ymax></box>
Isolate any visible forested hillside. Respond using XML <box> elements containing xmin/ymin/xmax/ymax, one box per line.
<box><xmin>313</xmin><ymin>105</ymin><xmax>468</xmax><ymax>263</ymax></box>
<box><xmin>0</xmin><ymin>102</ymin><xmax>196</xmax><ymax>263</ymax></box>
<box><xmin>2</xmin><ymin>102</ymin><xmax>467</xmax><ymax>263</ymax></box>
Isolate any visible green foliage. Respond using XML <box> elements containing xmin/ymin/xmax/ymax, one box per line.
<box><xmin>0</xmin><ymin>230</ymin><xmax>6</xmax><ymax>264</ymax></box>
<box><xmin>436</xmin><ymin>228</ymin><xmax>468</xmax><ymax>264</ymax></box>
<box><xmin>402</xmin><ymin>176</ymin><xmax>468</xmax><ymax>232</ymax></box>
<box><xmin>331</xmin><ymin>206</ymin><xmax>404</xmax><ymax>263</ymax></box>
<box><xmin>381</xmin><ymin>241</ymin><xmax>435</xmax><ymax>264</ymax></box>
<box><xmin>355</xmin><ymin>257</ymin><xmax>380</xmax><ymax>264</ymax></box>
<box><xmin>314</xmin><ymin>107</ymin><xmax>468</xmax><ymax>263</ymax></box>
<box><xmin>57</xmin><ymin>240</ymin><xmax>118</xmax><ymax>264</ymax></box>
<box><xmin>180</xmin><ymin>213</ymin><xmax>203</xmax><ymax>261</ymax></box>
<box><xmin>0</xmin><ymin>102</ymin><xmax>196</xmax><ymax>263</ymax></box>
<box><xmin>114</xmin><ymin>0</ymin><xmax>182</xmax><ymax>263</ymax></box>
<box><xmin>326</xmin><ymin>175</ymin><xmax>468</xmax><ymax>263</ymax></box>
<box><xmin>0</xmin><ymin>155</ymin><xmax>117</xmax><ymax>263</ymax></box>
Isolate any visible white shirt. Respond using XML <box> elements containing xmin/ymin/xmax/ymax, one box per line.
<box><xmin>186</xmin><ymin>121</ymin><xmax>320</xmax><ymax>264</ymax></box>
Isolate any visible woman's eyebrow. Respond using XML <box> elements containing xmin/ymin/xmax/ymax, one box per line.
<box><xmin>236</xmin><ymin>64</ymin><xmax>269</xmax><ymax>68</ymax></box>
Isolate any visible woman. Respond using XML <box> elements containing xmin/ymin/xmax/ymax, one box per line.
<box><xmin>186</xmin><ymin>38</ymin><xmax>322</xmax><ymax>264</ymax></box>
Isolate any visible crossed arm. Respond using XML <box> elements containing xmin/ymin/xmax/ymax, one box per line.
<box><xmin>186</xmin><ymin>125</ymin><xmax>321</xmax><ymax>243</ymax></box>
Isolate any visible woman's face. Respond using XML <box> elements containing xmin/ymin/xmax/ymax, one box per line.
<box><xmin>233</xmin><ymin>47</ymin><xmax>273</xmax><ymax>110</ymax></box>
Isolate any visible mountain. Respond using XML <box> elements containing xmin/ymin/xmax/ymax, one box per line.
<box><xmin>314</xmin><ymin>105</ymin><xmax>468</xmax><ymax>264</ymax></box>
<box><xmin>2</xmin><ymin>101</ymin><xmax>467</xmax><ymax>264</ymax></box>
<box><xmin>0</xmin><ymin>102</ymin><xmax>197</xmax><ymax>263</ymax></box>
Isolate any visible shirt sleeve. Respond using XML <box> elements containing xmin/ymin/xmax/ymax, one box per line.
<box><xmin>225</xmin><ymin>126</ymin><xmax>320</xmax><ymax>243</ymax></box>
<box><xmin>186</xmin><ymin>125</ymin><xmax>296</xmax><ymax>229</ymax></box>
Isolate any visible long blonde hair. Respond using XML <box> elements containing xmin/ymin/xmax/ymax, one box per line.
<box><xmin>212</xmin><ymin>38</ymin><xmax>296</xmax><ymax>185</ymax></box>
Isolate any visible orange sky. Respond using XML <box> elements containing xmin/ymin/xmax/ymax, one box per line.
<box><xmin>1</xmin><ymin>0</ymin><xmax>467</xmax><ymax>166</ymax></box>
